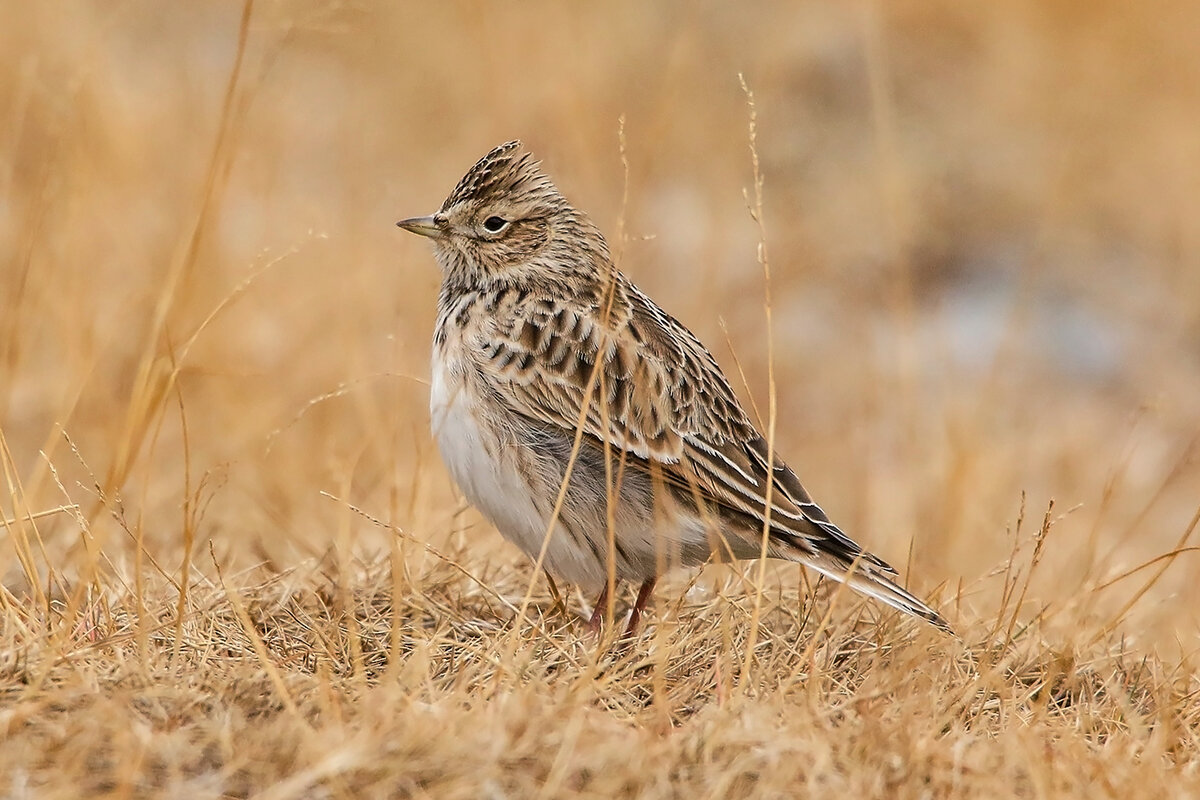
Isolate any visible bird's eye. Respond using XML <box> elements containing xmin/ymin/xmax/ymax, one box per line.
<box><xmin>482</xmin><ymin>216</ymin><xmax>508</xmax><ymax>233</ymax></box>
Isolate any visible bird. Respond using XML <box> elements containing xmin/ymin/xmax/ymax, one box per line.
<box><xmin>397</xmin><ymin>140</ymin><xmax>950</xmax><ymax>635</ymax></box>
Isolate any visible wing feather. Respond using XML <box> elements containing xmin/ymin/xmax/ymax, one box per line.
<box><xmin>471</xmin><ymin>278</ymin><xmax>894</xmax><ymax>574</ymax></box>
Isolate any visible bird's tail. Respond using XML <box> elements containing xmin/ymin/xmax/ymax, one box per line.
<box><xmin>801</xmin><ymin>550</ymin><xmax>953</xmax><ymax>633</ymax></box>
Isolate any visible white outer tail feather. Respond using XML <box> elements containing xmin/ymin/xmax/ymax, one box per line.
<box><xmin>801</xmin><ymin>551</ymin><xmax>953</xmax><ymax>633</ymax></box>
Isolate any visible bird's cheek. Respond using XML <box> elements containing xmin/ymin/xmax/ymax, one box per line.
<box><xmin>445</xmin><ymin>238</ymin><xmax>472</xmax><ymax>262</ymax></box>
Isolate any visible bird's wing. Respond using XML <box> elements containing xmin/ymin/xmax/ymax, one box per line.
<box><xmin>476</xmin><ymin>281</ymin><xmax>746</xmax><ymax>462</ymax></box>
<box><xmin>471</xmin><ymin>278</ymin><xmax>896</xmax><ymax>575</ymax></box>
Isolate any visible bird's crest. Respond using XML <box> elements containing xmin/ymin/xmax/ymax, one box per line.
<box><xmin>439</xmin><ymin>140</ymin><xmax>562</xmax><ymax>212</ymax></box>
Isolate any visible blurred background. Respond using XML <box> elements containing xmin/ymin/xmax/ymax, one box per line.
<box><xmin>2</xmin><ymin>1</ymin><xmax>1198</xmax><ymax>645</ymax></box>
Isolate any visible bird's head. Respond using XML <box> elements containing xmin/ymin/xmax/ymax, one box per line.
<box><xmin>398</xmin><ymin>141</ymin><xmax>609</xmax><ymax>289</ymax></box>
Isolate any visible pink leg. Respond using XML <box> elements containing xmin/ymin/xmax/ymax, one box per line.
<box><xmin>624</xmin><ymin>578</ymin><xmax>657</xmax><ymax>637</ymax></box>
<box><xmin>587</xmin><ymin>582</ymin><xmax>614</xmax><ymax>632</ymax></box>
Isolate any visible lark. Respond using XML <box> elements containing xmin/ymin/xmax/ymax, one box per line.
<box><xmin>398</xmin><ymin>141</ymin><xmax>950</xmax><ymax>634</ymax></box>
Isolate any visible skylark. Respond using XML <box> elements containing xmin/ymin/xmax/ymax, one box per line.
<box><xmin>398</xmin><ymin>141</ymin><xmax>950</xmax><ymax>634</ymax></box>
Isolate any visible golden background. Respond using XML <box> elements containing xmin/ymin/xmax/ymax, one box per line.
<box><xmin>2</xmin><ymin>2</ymin><xmax>1198</xmax><ymax>795</ymax></box>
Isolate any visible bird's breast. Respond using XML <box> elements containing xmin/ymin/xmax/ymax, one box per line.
<box><xmin>429</xmin><ymin>339</ymin><xmax>549</xmax><ymax>555</ymax></box>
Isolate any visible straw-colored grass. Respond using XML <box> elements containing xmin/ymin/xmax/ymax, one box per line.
<box><xmin>3</xmin><ymin>1</ymin><xmax>1199</xmax><ymax>797</ymax></box>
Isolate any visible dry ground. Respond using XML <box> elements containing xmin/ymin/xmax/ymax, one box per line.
<box><xmin>3</xmin><ymin>2</ymin><xmax>1200</xmax><ymax>797</ymax></box>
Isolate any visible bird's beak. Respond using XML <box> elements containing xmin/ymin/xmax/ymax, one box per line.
<box><xmin>396</xmin><ymin>214</ymin><xmax>446</xmax><ymax>240</ymax></box>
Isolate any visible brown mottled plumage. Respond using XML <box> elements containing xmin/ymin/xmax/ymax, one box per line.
<box><xmin>398</xmin><ymin>141</ymin><xmax>951</xmax><ymax>634</ymax></box>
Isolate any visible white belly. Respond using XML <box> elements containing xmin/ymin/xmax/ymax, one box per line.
<box><xmin>430</xmin><ymin>352</ymin><xmax>607</xmax><ymax>586</ymax></box>
<box><xmin>431</xmin><ymin>355</ymin><xmax>539</xmax><ymax>537</ymax></box>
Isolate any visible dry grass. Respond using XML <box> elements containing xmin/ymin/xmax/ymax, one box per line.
<box><xmin>3</xmin><ymin>1</ymin><xmax>1200</xmax><ymax>797</ymax></box>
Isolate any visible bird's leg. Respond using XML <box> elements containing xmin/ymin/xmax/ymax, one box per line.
<box><xmin>624</xmin><ymin>578</ymin><xmax>657</xmax><ymax>637</ymax></box>
<box><xmin>586</xmin><ymin>582</ymin><xmax>613</xmax><ymax>633</ymax></box>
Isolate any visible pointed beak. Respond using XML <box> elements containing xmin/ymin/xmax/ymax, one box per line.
<box><xmin>396</xmin><ymin>214</ymin><xmax>446</xmax><ymax>240</ymax></box>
